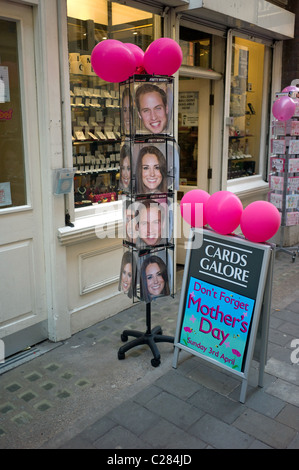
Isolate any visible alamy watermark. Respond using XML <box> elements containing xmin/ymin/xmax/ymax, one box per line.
<box><xmin>290</xmin><ymin>339</ymin><xmax>299</xmax><ymax>364</ymax></box>
<box><xmin>94</xmin><ymin>200</ymin><xmax>204</xmax><ymax>250</ymax></box>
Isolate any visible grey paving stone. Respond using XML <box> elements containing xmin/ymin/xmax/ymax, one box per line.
<box><xmin>287</xmin><ymin>432</ymin><xmax>299</xmax><ymax>449</ymax></box>
<box><xmin>79</xmin><ymin>416</ymin><xmax>117</xmax><ymax>443</ymax></box>
<box><xmin>268</xmin><ymin>328</ymin><xmax>292</xmax><ymax>347</ymax></box>
<box><xmin>286</xmin><ymin>301</ymin><xmax>299</xmax><ymax>314</ymax></box>
<box><xmin>133</xmin><ymin>385</ymin><xmax>162</xmax><ymax>406</ymax></box>
<box><xmin>183</xmin><ymin>361</ymin><xmax>240</xmax><ymax>396</ymax></box>
<box><xmin>248</xmin><ymin>439</ymin><xmax>272</xmax><ymax>449</ymax></box>
<box><xmin>140</xmin><ymin>417</ymin><xmax>206</xmax><ymax>449</ymax></box>
<box><xmin>267</xmin><ymin>342</ymin><xmax>295</xmax><ymax>363</ymax></box>
<box><xmin>234</xmin><ymin>409</ymin><xmax>296</xmax><ymax>448</ymax></box>
<box><xmin>107</xmin><ymin>400</ymin><xmax>160</xmax><ymax>436</ymax></box>
<box><xmin>278</xmin><ymin>321</ymin><xmax>299</xmax><ymax>338</ymax></box>
<box><xmin>145</xmin><ymin>390</ymin><xmax>204</xmax><ymax>430</ymax></box>
<box><xmin>266</xmin><ymin>379</ymin><xmax>299</xmax><ymax>407</ymax></box>
<box><xmin>276</xmin><ymin>404</ymin><xmax>299</xmax><ymax>431</ymax></box>
<box><xmin>188</xmin><ymin>413</ymin><xmax>254</xmax><ymax>449</ymax></box>
<box><xmin>154</xmin><ymin>369</ymin><xmax>202</xmax><ymax>400</ymax></box>
<box><xmin>93</xmin><ymin>425</ymin><xmax>150</xmax><ymax>449</ymax></box>
<box><xmin>187</xmin><ymin>387</ymin><xmax>245</xmax><ymax>424</ymax></box>
<box><xmin>272</xmin><ymin>308</ymin><xmax>299</xmax><ymax>326</ymax></box>
<box><xmin>266</xmin><ymin>357</ymin><xmax>299</xmax><ymax>385</ymax></box>
<box><xmin>245</xmin><ymin>389</ymin><xmax>285</xmax><ymax>418</ymax></box>
<box><xmin>59</xmin><ymin>436</ymin><xmax>96</xmax><ymax>449</ymax></box>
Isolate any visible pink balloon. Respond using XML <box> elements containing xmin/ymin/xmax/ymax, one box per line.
<box><xmin>180</xmin><ymin>190</ymin><xmax>210</xmax><ymax>228</ymax></box>
<box><xmin>124</xmin><ymin>43</ymin><xmax>144</xmax><ymax>72</ymax></box>
<box><xmin>272</xmin><ymin>96</ymin><xmax>296</xmax><ymax>121</ymax></box>
<box><xmin>91</xmin><ymin>40</ymin><xmax>136</xmax><ymax>83</ymax></box>
<box><xmin>206</xmin><ymin>191</ymin><xmax>243</xmax><ymax>235</ymax></box>
<box><xmin>282</xmin><ymin>86</ymin><xmax>299</xmax><ymax>93</ymax></box>
<box><xmin>143</xmin><ymin>38</ymin><xmax>183</xmax><ymax>76</ymax></box>
<box><xmin>240</xmin><ymin>201</ymin><xmax>281</xmax><ymax>243</ymax></box>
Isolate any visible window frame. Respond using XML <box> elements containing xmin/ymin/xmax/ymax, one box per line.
<box><xmin>223</xmin><ymin>29</ymin><xmax>274</xmax><ymax>194</ymax></box>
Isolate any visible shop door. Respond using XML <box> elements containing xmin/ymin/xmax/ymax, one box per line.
<box><xmin>177</xmin><ymin>77</ymin><xmax>210</xmax><ymax>264</ymax></box>
<box><xmin>0</xmin><ymin>1</ymin><xmax>47</xmax><ymax>357</ymax></box>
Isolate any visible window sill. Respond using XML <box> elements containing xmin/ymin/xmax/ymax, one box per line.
<box><xmin>227</xmin><ymin>175</ymin><xmax>269</xmax><ymax>197</ymax></box>
<box><xmin>57</xmin><ymin>201</ymin><xmax>123</xmax><ymax>246</ymax></box>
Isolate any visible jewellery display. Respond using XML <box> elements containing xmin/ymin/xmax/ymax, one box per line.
<box><xmin>70</xmin><ymin>63</ymin><xmax>121</xmax><ymax>208</ymax></box>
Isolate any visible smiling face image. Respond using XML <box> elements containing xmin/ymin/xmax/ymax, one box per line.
<box><xmin>122</xmin><ymin>93</ymin><xmax>131</xmax><ymax>134</ymax></box>
<box><xmin>145</xmin><ymin>262</ymin><xmax>165</xmax><ymax>297</ymax></box>
<box><xmin>138</xmin><ymin>204</ymin><xmax>162</xmax><ymax>246</ymax></box>
<box><xmin>121</xmin><ymin>155</ymin><xmax>131</xmax><ymax>189</ymax></box>
<box><xmin>121</xmin><ymin>262</ymin><xmax>132</xmax><ymax>294</ymax></box>
<box><xmin>141</xmin><ymin>152</ymin><xmax>162</xmax><ymax>192</ymax></box>
<box><xmin>136</xmin><ymin>84</ymin><xmax>169</xmax><ymax>135</ymax></box>
<box><xmin>122</xmin><ymin>87</ymin><xmax>132</xmax><ymax>134</ymax></box>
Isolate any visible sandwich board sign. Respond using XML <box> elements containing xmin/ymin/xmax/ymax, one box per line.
<box><xmin>173</xmin><ymin>228</ymin><xmax>274</xmax><ymax>403</ymax></box>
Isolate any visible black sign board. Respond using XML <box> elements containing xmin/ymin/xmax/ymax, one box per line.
<box><xmin>173</xmin><ymin>228</ymin><xmax>274</xmax><ymax>403</ymax></box>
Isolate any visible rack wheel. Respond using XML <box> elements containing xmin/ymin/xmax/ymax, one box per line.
<box><xmin>118</xmin><ymin>351</ymin><xmax>125</xmax><ymax>360</ymax></box>
<box><xmin>121</xmin><ymin>333</ymin><xmax>128</xmax><ymax>342</ymax></box>
<box><xmin>151</xmin><ymin>357</ymin><xmax>161</xmax><ymax>367</ymax></box>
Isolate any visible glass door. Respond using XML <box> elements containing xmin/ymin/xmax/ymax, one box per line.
<box><xmin>178</xmin><ymin>77</ymin><xmax>210</xmax><ymax>191</ymax></box>
<box><xmin>0</xmin><ymin>1</ymin><xmax>48</xmax><ymax>358</ymax></box>
<box><xmin>176</xmin><ymin>76</ymin><xmax>210</xmax><ymax>264</ymax></box>
<box><xmin>0</xmin><ymin>19</ymin><xmax>27</xmax><ymax>208</ymax></box>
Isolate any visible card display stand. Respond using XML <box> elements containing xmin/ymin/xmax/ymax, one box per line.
<box><xmin>269</xmin><ymin>91</ymin><xmax>299</xmax><ymax>262</ymax></box>
<box><xmin>117</xmin><ymin>75</ymin><xmax>179</xmax><ymax>366</ymax></box>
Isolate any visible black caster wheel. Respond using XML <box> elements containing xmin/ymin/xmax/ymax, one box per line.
<box><xmin>151</xmin><ymin>357</ymin><xmax>161</xmax><ymax>367</ymax></box>
<box><xmin>121</xmin><ymin>333</ymin><xmax>128</xmax><ymax>342</ymax></box>
<box><xmin>118</xmin><ymin>351</ymin><xmax>125</xmax><ymax>360</ymax></box>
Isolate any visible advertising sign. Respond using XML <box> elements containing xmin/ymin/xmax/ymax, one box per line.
<box><xmin>180</xmin><ymin>276</ymin><xmax>255</xmax><ymax>372</ymax></box>
<box><xmin>173</xmin><ymin>228</ymin><xmax>274</xmax><ymax>402</ymax></box>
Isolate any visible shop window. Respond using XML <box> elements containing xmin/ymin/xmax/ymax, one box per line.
<box><xmin>0</xmin><ymin>20</ymin><xmax>26</xmax><ymax>209</ymax></box>
<box><xmin>228</xmin><ymin>37</ymin><xmax>265</xmax><ymax>180</ymax></box>
<box><xmin>67</xmin><ymin>0</ymin><xmax>160</xmax><ymax>209</ymax></box>
<box><xmin>179</xmin><ymin>26</ymin><xmax>211</xmax><ymax>69</ymax></box>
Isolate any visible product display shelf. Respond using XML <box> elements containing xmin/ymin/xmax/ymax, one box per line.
<box><xmin>70</xmin><ymin>71</ymin><xmax>121</xmax><ymax>208</ymax></box>
<box><xmin>269</xmin><ymin>97</ymin><xmax>299</xmax><ymax>261</ymax></box>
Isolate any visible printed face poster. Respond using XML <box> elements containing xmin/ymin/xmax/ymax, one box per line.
<box><xmin>179</xmin><ymin>276</ymin><xmax>255</xmax><ymax>372</ymax></box>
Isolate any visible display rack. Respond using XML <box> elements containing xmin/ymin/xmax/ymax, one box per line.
<box><xmin>117</xmin><ymin>74</ymin><xmax>179</xmax><ymax>366</ymax></box>
<box><xmin>269</xmin><ymin>91</ymin><xmax>299</xmax><ymax>262</ymax></box>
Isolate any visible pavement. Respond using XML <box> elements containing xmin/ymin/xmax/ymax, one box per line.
<box><xmin>0</xmin><ymin>246</ymin><xmax>299</xmax><ymax>450</ymax></box>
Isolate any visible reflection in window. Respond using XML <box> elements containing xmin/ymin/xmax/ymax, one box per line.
<box><xmin>178</xmin><ymin>82</ymin><xmax>198</xmax><ymax>186</ymax></box>
<box><xmin>228</xmin><ymin>37</ymin><xmax>265</xmax><ymax>180</ymax></box>
<box><xmin>67</xmin><ymin>0</ymin><xmax>161</xmax><ymax>208</ymax></box>
<box><xmin>179</xmin><ymin>26</ymin><xmax>211</xmax><ymax>68</ymax></box>
<box><xmin>0</xmin><ymin>20</ymin><xmax>26</xmax><ymax>209</ymax></box>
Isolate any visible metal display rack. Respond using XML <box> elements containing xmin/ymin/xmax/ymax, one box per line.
<box><xmin>269</xmin><ymin>91</ymin><xmax>299</xmax><ymax>262</ymax></box>
<box><xmin>117</xmin><ymin>74</ymin><xmax>179</xmax><ymax>366</ymax></box>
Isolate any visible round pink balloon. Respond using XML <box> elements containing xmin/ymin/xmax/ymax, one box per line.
<box><xmin>180</xmin><ymin>190</ymin><xmax>210</xmax><ymax>228</ymax></box>
<box><xmin>272</xmin><ymin>96</ymin><xmax>296</xmax><ymax>121</ymax></box>
<box><xmin>206</xmin><ymin>191</ymin><xmax>243</xmax><ymax>235</ymax></box>
<box><xmin>282</xmin><ymin>85</ymin><xmax>299</xmax><ymax>93</ymax></box>
<box><xmin>91</xmin><ymin>40</ymin><xmax>136</xmax><ymax>83</ymax></box>
<box><xmin>124</xmin><ymin>43</ymin><xmax>144</xmax><ymax>72</ymax></box>
<box><xmin>240</xmin><ymin>201</ymin><xmax>281</xmax><ymax>243</ymax></box>
<box><xmin>143</xmin><ymin>38</ymin><xmax>183</xmax><ymax>76</ymax></box>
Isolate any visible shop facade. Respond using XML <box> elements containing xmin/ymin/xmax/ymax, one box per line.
<box><xmin>0</xmin><ymin>0</ymin><xmax>295</xmax><ymax>358</ymax></box>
